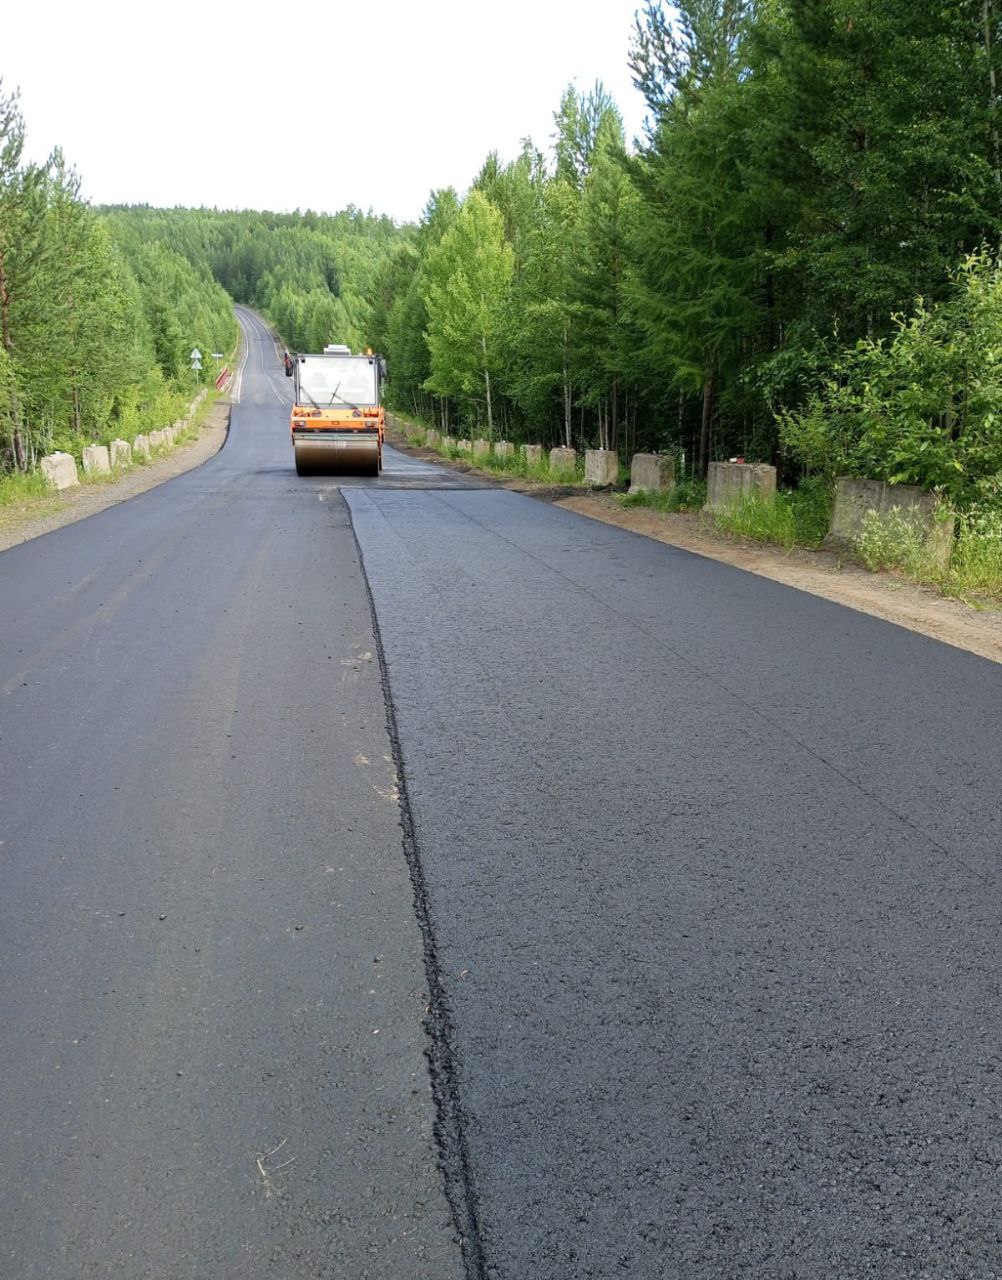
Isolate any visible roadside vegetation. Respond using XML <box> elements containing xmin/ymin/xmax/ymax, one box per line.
<box><xmin>0</xmin><ymin>84</ymin><xmax>236</xmax><ymax>496</ymax></box>
<box><xmin>5</xmin><ymin>4</ymin><xmax>1002</xmax><ymax>605</ymax></box>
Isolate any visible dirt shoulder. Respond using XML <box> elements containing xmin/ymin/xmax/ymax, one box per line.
<box><xmin>0</xmin><ymin>401</ymin><xmax>230</xmax><ymax>555</ymax></box>
<box><xmin>387</xmin><ymin>421</ymin><xmax>1002</xmax><ymax>665</ymax></box>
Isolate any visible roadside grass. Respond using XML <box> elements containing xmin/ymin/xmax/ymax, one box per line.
<box><xmin>948</xmin><ymin>513</ymin><xmax>1002</xmax><ymax>600</ymax></box>
<box><xmin>0</xmin><ymin>470</ymin><xmax>53</xmax><ymax>508</ymax></box>
<box><xmin>854</xmin><ymin>504</ymin><xmax>1002</xmax><ymax>604</ymax></box>
<box><xmin>620</xmin><ymin>478</ymin><xmax>707</xmax><ymax>515</ymax></box>
<box><xmin>712</xmin><ymin>479</ymin><xmax>832</xmax><ymax>551</ymax></box>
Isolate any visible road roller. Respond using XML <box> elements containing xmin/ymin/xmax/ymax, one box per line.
<box><xmin>290</xmin><ymin>345</ymin><xmax>386</xmax><ymax>476</ymax></box>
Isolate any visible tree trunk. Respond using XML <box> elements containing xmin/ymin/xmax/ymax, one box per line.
<box><xmin>484</xmin><ymin>366</ymin><xmax>494</xmax><ymax>437</ymax></box>
<box><xmin>562</xmin><ymin>323</ymin><xmax>572</xmax><ymax>448</ymax></box>
<box><xmin>0</xmin><ymin>248</ymin><xmax>11</xmax><ymax>352</ymax></box>
<box><xmin>698</xmin><ymin>372</ymin><xmax>715</xmax><ymax>479</ymax></box>
<box><xmin>986</xmin><ymin>1</ymin><xmax>1002</xmax><ymax>209</ymax></box>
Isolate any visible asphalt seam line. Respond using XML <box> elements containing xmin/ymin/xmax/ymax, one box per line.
<box><xmin>346</xmin><ymin>498</ymin><xmax>488</xmax><ymax>1280</ymax></box>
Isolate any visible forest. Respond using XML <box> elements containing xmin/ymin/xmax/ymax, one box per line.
<box><xmin>4</xmin><ymin>1</ymin><xmax>1002</xmax><ymax>536</ymax></box>
<box><xmin>368</xmin><ymin>0</ymin><xmax>1002</xmax><ymax>513</ymax></box>
<box><xmin>0</xmin><ymin>85</ymin><xmax>236</xmax><ymax>482</ymax></box>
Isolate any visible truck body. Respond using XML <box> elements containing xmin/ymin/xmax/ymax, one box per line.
<box><xmin>290</xmin><ymin>347</ymin><xmax>385</xmax><ymax>476</ymax></box>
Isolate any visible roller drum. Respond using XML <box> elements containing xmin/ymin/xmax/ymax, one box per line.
<box><xmin>293</xmin><ymin>433</ymin><xmax>380</xmax><ymax>477</ymax></box>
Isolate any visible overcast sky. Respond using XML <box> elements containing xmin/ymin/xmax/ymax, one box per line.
<box><xmin>6</xmin><ymin>0</ymin><xmax>654</xmax><ymax>224</ymax></box>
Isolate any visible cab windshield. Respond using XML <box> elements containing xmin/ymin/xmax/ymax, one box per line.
<box><xmin>297</xmin><ymin>356</ymin><xmax>378</xmax><ymax>408</ymax></box>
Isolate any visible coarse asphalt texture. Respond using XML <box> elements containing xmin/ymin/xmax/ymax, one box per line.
<box><xmin>3</xmin><ymin>308</ymin><xmax>1001</xmax><ymax>1279</ymax></box>
<box><xmin>348</xmin><ymin>480</ymin><xmax>1002</xmax><ymax>1277</ymax></box>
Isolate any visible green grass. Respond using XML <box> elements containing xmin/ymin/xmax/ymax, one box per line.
<box><xmin>0</xmin><ymin>470</ymin><xmax>52</xmax><ymax>506</ymax></box>
<box><xmin>948</xmin><ymin>512</ymin><xmax>1002</xmax><ymax>599</ymax></box>
<box><xmin>620</xmin><ymin>477</ymin><xmax>707</xmax><ymax>514</ymax></box>
<box><xmin>712</xmin><ymin>479</ymin><xmax>832</xmax><ymax>550</ymax></box>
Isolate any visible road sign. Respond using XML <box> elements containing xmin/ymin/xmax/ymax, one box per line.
<box><xmin>191</xmin><ymin>348</ymin><xmax>202</xmax><ymax>361</ymax></box>
<box><xmin>211</xmin><ymin>352</ymin><xmax>223</xmax><ymax>359</ymax></box>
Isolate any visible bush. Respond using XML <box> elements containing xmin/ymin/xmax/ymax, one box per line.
<box><xmin>779</xmin><ymin>251</ymin><xmax>1002</xmax><ymax>503</ymax></box>
<box><xmin>855</xmin><ymin>506</ymin><xmax>933</xmax><ymax>574</ymax></box>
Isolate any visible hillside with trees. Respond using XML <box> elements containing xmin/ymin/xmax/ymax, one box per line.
<box><xmin>0</xmin><ymin>85</ymin><xmax>236</xmax><ymax>481</ymax></box>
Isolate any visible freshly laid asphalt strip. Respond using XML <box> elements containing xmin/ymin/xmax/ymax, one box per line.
<box><xmin>347</xmin><ymin>485</ymin><xmax>1002</xmax><ymax>1280</ymax></box>
<box><xmin>0</xmin><ymin>310</ymin><xmax>468</xmax><ymax>1279</ymax></box>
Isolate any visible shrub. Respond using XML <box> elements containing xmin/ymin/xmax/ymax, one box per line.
<box><xmin>855</xmin><ymin>505</ymin><xmax>935</xmax><ymax>575</ymax></box>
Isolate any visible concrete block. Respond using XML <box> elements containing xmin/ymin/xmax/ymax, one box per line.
<box><xmin>826</xmin><ymin>477</ymin><xmax>955</xmax><ymax>568</ymax></box>
<box><xmin>521</xmin><ymin>444</ymin><xmax>543</xmax><ymax>467</ymax></box>
<box><xmin>109</xmin><ymin>439</ymin><xmax>132</xmax><ymax>468</ymax></box>
<box><xmin>40</xmin><ymin>451</ymin><xmax>79</xmax><ymax>490</ymax></box>
<box><xmin>133</xmin><ymin>434</ymin><xmax>150</xmax><ymax>459</ymax></box>
<box><xmin>148</xmin><ymin>430</ymin><xmax>167</xmax><ymax>452</ymax></box>
<box><xmin>549</xmin><ymin>446</ymin><xmax>577</xmax><ymax>473</ymax></box>
<box><xmin>585</xmin><ymin>449</ymin><xmax>618</xmax><ymax>487</ymax></box>
<box><xmin>472</xmin><ymin>438</ymin><xmax>491</xmax><ymax>459</ymax></box>
<box><xmin>424</xmin><ymin>429</ymin><xmax>439</xmax><ymax>448</ymax></box>
<box><xmin>629</xmin><ymin>453</ymin><xmax>675</xmax><ymax>494</ymax></box>
<box><xmin>440</xmin><ymin>435</ymin><xmax>456</xmax><ymax>451</ymax></box>
<box><xmin>82</xmin><ymin>444</ymin><xmax>111</xmax><ymax>476</ymax></box>
<box><xmin>458</xmin><ymin>438</ymin><xmax>472</xmax><ymax>453</ymax></box>
<box><xmin>705</xmin><ymin>461</ymin><xmax>777</xmax><ymax>513</ymax></box>
<box><xmin>493</xmin><ymin>441</ymin><xmax>514</xmax><ymax>458</ymax></box>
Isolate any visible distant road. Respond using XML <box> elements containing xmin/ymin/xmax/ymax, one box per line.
<box><xmin>3</xmin><ymin>308</ymin><xmax>1001</xmax><ymax>1278</ymax></box>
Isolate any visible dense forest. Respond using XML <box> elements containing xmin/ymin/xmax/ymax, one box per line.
<box><xmin>0</xmin><ymin>85</ymin><xmax>236</xmax><ymax>475</ymax></box>
<box><xmin>4</xmin><ymin>0</ymin><xmax>1002</xmax><ymax>522</ymax></box>
<box><xmin>367</xmin><ymin>0</ymin><xmax>1002</xmax><ymax>507</ymax></box>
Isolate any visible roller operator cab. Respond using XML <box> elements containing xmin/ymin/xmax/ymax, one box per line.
<box><xmin>290</xmin><ymin>347</ymin><xmax>387</xmax><ymax>476</ymax></box>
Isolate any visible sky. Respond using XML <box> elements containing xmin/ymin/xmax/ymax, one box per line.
<box><xmin>5</xmin><ymin>0</ymin><xmax>655</xmax><ymax>224</ymax></box>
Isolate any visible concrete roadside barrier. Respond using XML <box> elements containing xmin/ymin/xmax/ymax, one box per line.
<box><xmin>40</xmin><ymin>452</ymin><xmax>79</xmax><ymax>490</ymax></box>
<box><xmin>825</xmin><ymin>477</ymin><xmax>955</xmax><ymax>569</ymax></box>
<box><xmin>148</xmin><ymin>430</ymin><xmax>167</xmax><ymax>452</ymax></box>
<box><xmin>494</xmin><ymin>441</ymin><xmax>514</xmax><ymax>458</ymax></box>
<box><xmin>521</xmin><ymin>444</ymin><xmax>543</xmax><ymax>466</ymax></box>
<box><xmin>424</xmin><ymin>429</ymin><xmax>439</xmax><ymax>448</ymax></box>
<box><xmin>458</xmin><ymin>438</ymin><xmax>472</xmax><ymax>453</ymax></box>
<box><xmin>441</xmin><ymin>435</ymin><xmax>455</xmax><ymax>451</ymax></box>
<box><xmin>133</xmin><ymin>434</ymin><xmax>150</xmax><ymax>460</ymax></box>
<box><xmin>585</xmin><ymin>449</ymin><xmax>618</xmax><ymax>487</ymax></box>
<box><xmin>629</xmin><ymin>453</ymin><xmax>675</xmax><ymax>495</ymax></box>
<box><xmin>472</xmin><ymin>438</ymin><xmax>491</xmax><ymax>459</ymax></box>
<box><xmin>549</xmin><ymin>446</ymin><xmax>577</xmax><ymax>472</ymax></box>
<box><xmin>705</xmin><ymin>461</ymin><xmax>776</xmax><ymax>512</ymax></box>
<box><xmin>82</xmin><ymin>444</ymin><xmax>111</xmax><ymax>476</ymax></box>
<box><xmin>109</xmin><ymin>439</ymin><xmax>132</xmax><ymax>468</ymax></box>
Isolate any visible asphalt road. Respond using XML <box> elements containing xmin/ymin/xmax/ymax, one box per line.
<box><xmin>3</xmin><ymin>309</ymin><xmax>1002</xmax><ymax>1279</ymax></box>
<box><xmin>347</xmin><ymin>488</ymin><xmax>1002</xmax><ymax>1278</ymax></box>
<box><xmin>0</xmin><ymin>310</ymin><xmax>470</xmax><ymax>1279</ymax></box>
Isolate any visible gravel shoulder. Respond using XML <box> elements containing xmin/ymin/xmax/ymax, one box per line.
<box><xmin>0</xmin><ymin>400</ymin><xmax>230</xmax><ymax>554</ymax></box>
<box><xmin>386</xmin><ymin>421</ymin><xmax>1002</xmax><ymax>666</ymax></box>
